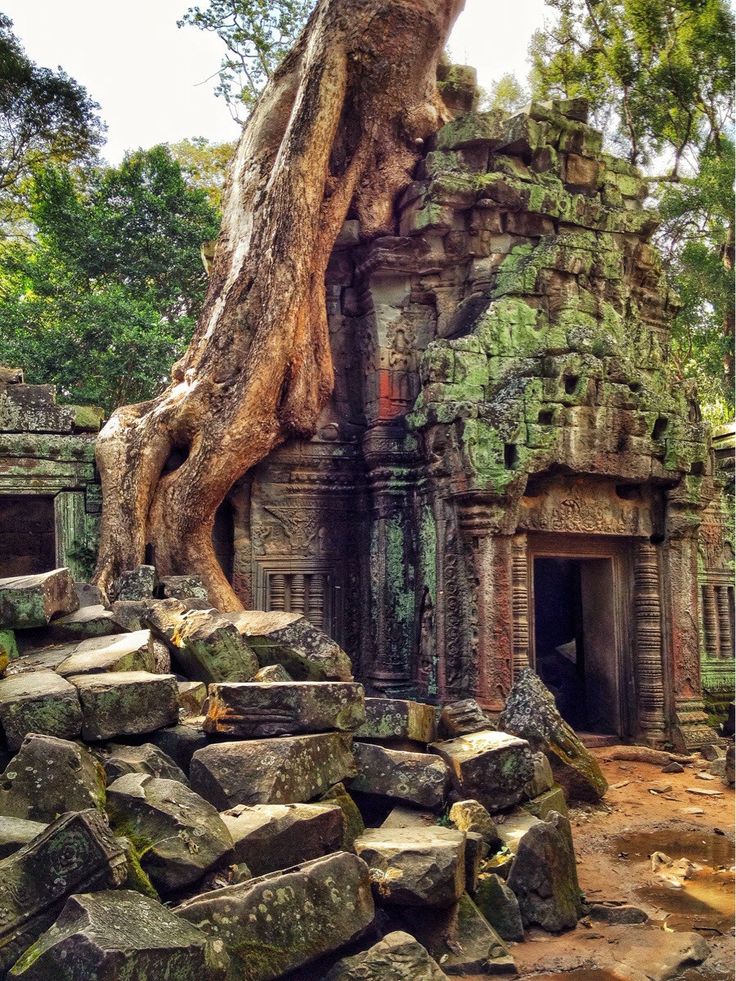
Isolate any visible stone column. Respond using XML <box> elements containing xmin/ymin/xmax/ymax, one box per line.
<box><xmin>716</xmin><ymin>585</ymin><xmax>733</xmax><ymax>659</ymax></box>
<box><xmin>511</xmin><ymin>533</ymin><xmax>530</xmax><ymax>681</ymax></box>
<box><xmin>633</xmin><ymin>539</ymin><xmax>667</xmax><ymax>744</ymax></box>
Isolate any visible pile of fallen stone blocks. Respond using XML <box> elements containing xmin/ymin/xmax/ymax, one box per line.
<box><xmin>0</xmin><ymin>566</ymin><xmax>605</xmax><ymax>979</ymax></box>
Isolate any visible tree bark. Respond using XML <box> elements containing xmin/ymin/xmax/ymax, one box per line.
<box><xmin>93</xmin><ymin>0</ymin><xmax>464</xmax><ymax>609</ymax></box>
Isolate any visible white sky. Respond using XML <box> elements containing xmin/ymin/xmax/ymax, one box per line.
<box><xmin>3</xmin><ymin>0</ymin><xmax>547</xmax><ymax>163</ymax></box>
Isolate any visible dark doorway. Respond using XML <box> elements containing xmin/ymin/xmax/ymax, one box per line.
<box><xmin>0</xmin><ymin>495</ymin><xmax>56</xmax><ymax>577</ymax></box>
<box><xmin>533</xmin><ymin>555</ymin><xmax>619</xmax><ymax>734</ymax></box>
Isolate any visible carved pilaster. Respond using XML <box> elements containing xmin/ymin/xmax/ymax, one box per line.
<box><xmin>701</xmin><ymin>583</ymin><xmax>718</xmax><ymax>658</ymax></box>
<box><xmin>716</xmin><ymin>585</ymin><xmax>733</xmax><ymax>659</ymax></box>
<box><xmin>511</xmin><ymin>533</ymin><xmax>530</xmax><ymax>680</ymax></box>
<box><xmin>633</xmin><ymin>540</ymin><xmax>666</xmax><ymax>742</ymax></box>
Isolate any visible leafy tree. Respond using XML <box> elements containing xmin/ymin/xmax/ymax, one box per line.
<box><xmin>178</xmin><ymin>0</ymin><xmax>311</xmax><ymax>120</ymax></box>
<box><xmin>0</xmin><ymin>13</ymin><xmax>104</xmax><ymax>231</ymax></box>
<box><xmin>169</xmin><ymin>136</ymin><xmax>236</xmax><ymax>209</ymax></box>
<box><xmin>481</xmin><ymin>73</ymin><xmax>529</xmax><ymax>115</ymax></box>
<box><xmin>0</xmin><ymin>146</ymin><xmax>221</xmax><ymax>412</ymax></box>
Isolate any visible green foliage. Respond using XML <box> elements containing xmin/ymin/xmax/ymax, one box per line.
<box><xmin>0</xmin><ymin>14</ymin><xmax>104</xmax><ymax>232</ymax></box>
<box><xmin>481</xmin><ymin>73</ymin><xmax>529</xmax><ymax>115</ymax></box>
<box><xmin>178</xmin><ymin>0</ymin><xmax>311</xmax><ymax>120</ymax></box>
<box><xmin>0</xmin><ymin>146</ymin><xmax>221</xmax><ymax>412</ymax></box>
<box><xmin>169</xmin><ymin>136</ymin><xmax>236</xmax><ymax>209</ymax></box>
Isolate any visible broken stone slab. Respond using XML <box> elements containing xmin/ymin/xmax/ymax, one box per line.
<box><xmin>0</xmin><ymin>809</ymin><xmax>127</xmax><ymax>973</ymax></box>
<box><xmin>506</xmin><ymin>810</ymin><xmax>583</xmax><ymax>932</ymax></box>
<box><xmin>110</xmin><ymin>597</ymin><xmax>211</xmax><ymax>633</ymax></box>
<box><xmin>159</xmin><ymin>574</ymin><xmax>208</xmax><ymax>601</ymax></box>
<box><xmin>154</xmin><ymin>607</ymin><xmax>260</xmax><ymax>684</ymax></box>
<box><xmin>8</xmin><ymin>889</ymin><xmax>213</xmax><ymax>980</ymax></box>
<box><xmin>102</xmin><ymin>741</ymin><xmax>189</xmax><ymax>786</ymax></box>
<box><xmin>495</xmin><ymin>810</ymin><xmax>541</xmax><ymax>856</ymax></box>
<box><xmin>177</xmin><ymin>852</ymin><xmax>375</xmax><ymax>981</ymax></box>
<box><xmin>0</xmin><ymin>671</ymin><xmax>82</xmax><ymax>749</ymax></box>
<box><xmin>355</xmin><ymin>697</ymin><xmax>437</xmax><ymax>743</ymax></box>
<box><xmin>0</xmin><ymin>816</ymin><xmax>47</xmax><ymax>859</ymax></box>
<box><xmin>430</xmin><ymin>730</ymin><xmax>534</xmax><ymax>813</ymax></box>
<box><xmin>114</xmin><ymin>565</ymin><xmax>158</xmax><ymax>602</ymax></box>
<box><xmin>439</xmin><ymin>699</ymin><xmax>489</xmax><ymax>738</ymax></box>
<box><xmin>449</xmin><ymin>799</ymin><xmax>502</xmax><ymax>850</ymax></box>
<box><xmin>148</xmin><ymin>721</ymin><xmax>208</xmax><ymax>772</ymax></box>
<box><xmin>4</xmin><ymin>645</ymin><xmax>74</xmax><ymax>676</ymax></box>
<box><xmin>324</xmin><ymin>930</ymin><xmax>449</xmax><ymax>980</ymax></box>
<box><xmin>74</xmin><ymin>582</ymin><xmax>102</xmax><ymax>608</ymax></box>
<box><xmin>0</xmin><ymin>570</ymin><xmax>79</xmax><ymax>629</ymax></box>
<box><xmin>190</xmin><ymin>732</ymin><xmax>355</xmax><ymax>810</ymax></box>
<box><xmin>56</xmin><ymin>630</ymin><xmax>156</xmax><ymax>677</ymax></box>
<box><xmin>44</xmin><ymin>605</ymin><xmax>123</xmax><ymax>643</ymax></box>
<box><xmin>523</xmin><ymin>784</ymin><xmax>568</xmax><ymax>820</ymax></box>
<box><xmin>354</xmin><ymin>826</ymin><xmax>466</xmax><ymax>908</ymax></box>
<box><xmin>225</xmin><ymin>610</ymin><xmax>354</xmax><ymax>681</ymax></box>
<box><xmin>252</xmin><ymin>663</ymin><xmax>292</xmax><ymax>683</ymax></box>
<box><xmin>500</xmin><ymin>669</ymin><xmax>608</xmax><ymax>802</ymax></box>
<box><xmin>613</xmin><ymin>931</ymin><xmax>710</xmax><ymax>981</ymax></box>
<box><xmin>465</xmin><ymin>830</ymin><xmax>486</xmax><ymax>893</ymax></box>
<box><xmin>474</xmin><ymin>873</ymin><xmax>524</xmax><ymax>942</ymax></box>
<box><xmin>178</xmin><ymin>680</ymin><xmax>207</xmax><ymax>716</ymax></box>
<box><xmin>400</xmin><ymin>893</ymin><xmax>516</xmax><ymax>975</ymax></box>
<box><xmin>588</xmin><ymin>901</ymin><xmax>648</xmax><ymax>924</ymax></box>
<box><xmin>525</xmin><ymin>751</ymin><xmax>554</xmax><ymax>798</ymax></box>
<box><xmin>106</xmin><ymin>773</ymin><xmax>233</xmax><ymax>893</ymax></box>
<box><xmin>348</xmin><ymin>742</ymin><xmax>449</xmax><ymax>810</ymax></box>
<box><xmin>0</xmin><ymin>733</ymin><xmax>105</xmax><ymax>823</ymax></box>
<box><xmin>220</xmin><ymin>802</ymin><xmax>344</xmax><ymax>875</ymax></box>
<box><xmin>381</xmin><ymin>805</ymin><xmax>439</xmax><ymax>830</ymax></box>
<box><xmin>203</xmin><ymin>681</ymin><xmax>365</xmax><ymax>738</ymax></box>
<box><xmin>69</xmin><ymin>670</ymin><xmax>179</xmax><ymax>741</ymax></box>
<box><xmin>319</xmin><ymin>782</ymin><xmax>365</xmax><ymax>849</ymax></box>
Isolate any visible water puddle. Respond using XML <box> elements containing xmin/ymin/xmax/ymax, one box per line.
<box><xmin>528</xmin><ymin>972</ymin><xmax>621</xmax><ymax>981</ymax></box>
<box><xmin>611</xmin><ymin>829</ymin><xmax>735</xmax><ymax>933</ymax></box>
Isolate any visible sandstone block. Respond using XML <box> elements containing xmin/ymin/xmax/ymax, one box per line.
<box><xmin>349</xmin><ymin>742</ymin><xmax>449</xmax><ymax>810</ymax></box>
<box><xmin>448</xmin><ymin>799</ymin><xmax>502</xmax><ymax>849</ymax></box>
<box><xmin>159</xmin><ymin>574</ymin><xmax>208</xmax><ymax>601</ymax></box>
<box><xmin>177</xmin><ymin>852</ymin><xmax>374</xmax><ymax>981</ymax></box>
<box><xmin>354</xmin><ymin>826</ymin><xmax>465</xmax><ymax>908</ymax></box>
<box><xmin>438</xmin><ymin>699</ymin><xmax>489</xmax><ymax>737</ymax></box>
<box><xmin>178</xmin><ymin>680</ymin><xmax>208</xmax><ymax>716</ymax></box>
<box><xmin>44</xmin><ymin>605</ymin><xmax>122</xmax><ymax>643</ymax></box>
<box><xmin>319</xmin><ymin>782</ymin><xmax>365</xmax><ymax>849</ymax></box>
<box><xmin>226</xmin><ymin>610</ymin><xmax>353</xmax><ymax>681</ymax></box>
<box><xmin>430</xmin><ymin>730</ymin><xmax>534</xmax><ymax>812</ymax></box>
<box><xmin>107</xmin><ymin>773</ymin><xmax>233</xmax><ymax>893</ymax></box>
<box><xmin>8</xmin><ymin>890</ymin><xmax>212</xmax><ymax>980</ymax></box>
<box><xmin>0</xmin><ymin>733</ymin><xmax>105</xmax><ymax>822</ymax></box>
<box><xmin>190</xmin><ymin>732</ymin><xmax>355</xmax><ymax>809</ymax></box>
<box><xmin>0</xmin><ymin>809</ymin><xmax>127</xmax><ymax>973</ymax></box>
<box><xmin>0</xmin><ymin>570</ymin><xmax>79</xmax><ymax>629</ymax></box>
<box><xmin>149</xmin><ymin>721</ymin><xmax>208</xmax><ymax>772</ymax></box>
<box><xmin>355</xmin><ymin>697</ymin><xmax>437</xmax><ymax>743</ymax></box>
<box><xmin>525</xmin><ymin>751</ymin><xmax>554</xmax><ymax>798</ymax></box>
<box><xmin>103</xmin><ymin>741</ymin><xmax>189</xmax><ymax>785</ymax></box>
<box><xmin>114</xmin><ymin>565</ymin><xmax>157</xmax><ymax>601</ymax></box>
<box><xmin>220</xmin><ymin>802</ymin><xmax>344</xmax><ymax>875</ymax></box>
<box><xmin>0</xmin><ymin>671</ymin><xmax>82</xmax><ymax>749</ymax></box>
<box><xmin>474</xmin><ymin>873</ymin><xmax>525</xmax><ymax>942</ymax></box>
<box><xmin>523</xmin><ymin>784</ymin><xmax>568</xmax><ymax>820</ymax></box>
<box><xmin>166</xmin><ymin>610</ymin><xmax>259</xmax><ymax>684</ymax></box>
<box><xmin>204</xmin><ymin>681</ymin><xmax>365</xmax><ymax>738</ymax></box>
<box><xmin>0</xmin><ymin>816</ymin><xmax>47</xmax><ymax>858</ymax></box>
<box><xmin>324</xmin><ymin>930</ymin><xmax>448</xmax><ymax>980</ymax></box>
<box><xmin>252</xmin><ymin>663</ymin><xmax>292</xmax><ymax>683</ymax></box>
<box><xmin>69</xmin><ymin>671</ymin><xmax>178</xmax><ymax>741</ymax></box>
<box><xmin>56</xmin><ymin>629</ymin><xmax>155</xmax><ymax>676</ymax></box>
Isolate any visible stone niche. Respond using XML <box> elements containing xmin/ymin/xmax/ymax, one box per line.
<box><xmin>0</xmin><ymin>372</ymin><xmax>102</xmax><ymax>581</ymax></box>
<box><xmin>220</xmin><ymin>92</ymin><xmax>729</xmax><ymax>751</ymax></box>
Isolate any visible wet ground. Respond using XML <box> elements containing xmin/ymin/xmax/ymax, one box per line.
<box><xmin>511</xmin><ymin>747</ymin><xmax>735</xmax><ymax>980</ymax></box>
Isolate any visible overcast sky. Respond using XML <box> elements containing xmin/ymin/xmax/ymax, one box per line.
<box><xmin>4</xmin><ymin>0</ymin><xmax>547</xmax><ymax>162</ymax></box>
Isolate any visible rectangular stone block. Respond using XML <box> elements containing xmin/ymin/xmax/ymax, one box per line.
<box><xmin>430</xmin><ymin>730</ymin><xmax>533</xmax><ymax>813</ymax></box>
<box><xmin>190</xmin><ymin>732</ymin><xmax>355</xmax><ymax>810</ymax></box>
<box><xmin>45</xmin><ymin>605</ymin><xmax>123</xmax><ymax>643</ymax></box>
<box><xmin>203</xmin><ymin>681</ymin><xmax>365</xmax><ymax>738</ymax></box>
<box><xmin>56</xmin><ymin>630</ymin><xmax>155</xmax><ymax>676</ymax></box>
<box><xmin>348</xmin><ymin>742</ymin><xmax>449</xmax><ymax>810</ymax></box>
<box><xmin>0</xmin><ymin>570</ymin><xmax>79</xmax><ymax>629</ymax></box>
<box><xmin>69</xmin><ymin>671</ymin><xmax>179</xmax><ymax>741</ymax></box>
<box><xmin>354</xmin><ymin>698</ymin><xmax>437</xmax><ymax>743</ymax></box>
<box><xmin>0</xmin><ymin>671</ymin><xmax>82</xmax><ymax>749</ymax></box>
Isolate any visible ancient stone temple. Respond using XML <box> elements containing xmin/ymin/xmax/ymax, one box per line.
<box><xmin>218</xmin><ymin>93</ymin><xmax>731</xmax><ymax>752</ymax></box>
<box><xmin>0</xmin><ymin>370</ymin><xmax>102</xmax><ymax>581</ymax></box>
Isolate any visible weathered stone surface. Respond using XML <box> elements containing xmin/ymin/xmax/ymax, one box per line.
<box><xmin>0</xmin><ymin>671</ymin><xmax>82</xmax><ymax>749</ymax></box>
<box><xmin>110</xmin><ymin>597</ymin><xmax>210</xmax><ymax>633</ymax></box>
<box><xmin>0</xmin><ymin>629</ymin><xmax>17</xmax><ymax>668</ymax></box>
<box><xmin>500</xmin><ymin>669</ymin><xmax>608</xmax><ymax>802</ymax></box>
<box><xmin>613</xmin><ymin>931</ymin><xmax>710</xmax><ymax>981</ymax></box>
<box><xmin>725</xmin><ymin>743</ymin><xmax>734</xmax><ymax>786</ymax></box>
<box><xmin>226</xmin><ymin>610</ymin><xmax>353</xmax><ymax>681</ymax></box>
<box><xmin>0</xmin><ymin>570</ymin><xmax>79</xmax><ymax>629</ymax></box>
<box><xmin>381</xmin><ymin>805</ymin><xmax>439</xmax><ymax>830</ymax></box>
<box><xmin>506</xmin><ymin>810</ymin><xmax>583</xmax><ymax>931</ymax></box>
<box><xmin>319</xmin><ymin>782</ymin><xmax>365</xmax><ymax>849</ymax></box>
<box><xmin>523</xmin><ymin>785</ymin><xmax>568</xmax><ymax>819</ymax></box>
<box><xmin>178</xmin><ymin>680</ymin><xmax>207</xmax><ymax>716</ymax></box>
<box><xmin>221</xmin><ymin>802</ymin><xmax>344</xmax><ymax>875</ymax></box>
<box><xmin>159</xmin><ymin>574</ymin><xmax>208</xmax><ymax>601</ymax></box>
<box><xmin>0</xmin><ymin>817</ymin><xmax>47</xmax><ymax>858</ymax></box>
<box><xmin>349</xmin><ymin>742</ymin><xmax>449</xmax><ymax>810</ymax></box>
<box><xmin>204</xmin><ymin>681</ymin><xmax>365</xmax><ymax>738</ymax></box>
<box><xmin>324</xmin><ymin>930</ymin><xmax>448</xmax><ymax>981</ymax></box>
<box><xmin>354</xmin><ymin>826</ymin><xmax>465</xmax><ymax>908</ymax></box>
<box><xmin>355</xmin><ymin>697</ymin><xmax>437</xmax><ymax>743</ymax></box>
<box><xmin>70</xmin><ymin>671</ymin><xmax>179</xmax><ymax>741</ymax></box>
<box><xmin>431</xmin><ymin>730</ymin><xmax>534</xmax><ymax>813</ymax></box>
<box><xmin>438</xmin><ymin>699</ymin><xmax>489</xmax><ymax>737</ymax></box>
<box><xmin>103</xmin><ymin>742</ymin><xmax>189</xmax><ymax>785</ymax></box>
<box><xmin>177</xmin><ymin>852</ymin><xmax>375</xmax><ymax>981</ymax></box>
<box><xmin>401</xmin><ymin>894</ymin><xmax>516</xmax><ymax>975</ymax></box>
<box><xmin>475</xmin><ymin>873</ymin><xmax>525</xmax><ymax>942</ymax></box>
<box><xmin>465</xmin><ymin>830</ymin><xmax>486</xmax><ymax>893</ymax></box>
<box><xmin>588</xmin><ymin>901</ymin><xmax>648</xmax><ymax>924</ymax></box>
<box><xmin>9</xmin><ymin>890</ymin><xmax>212</xmax><ymax>980</ymax></box>
<box><xmin>114</xmin><ymin>565</ymin><xmax>158</xmax><ymax>601</ymax></box>
<box><xmin>56</xmin><ymin>630</ymin><xmax>155</xmax><ymax>676</ymax></box>
<box><xmin>158</xmin><ymin>608</ymin><xmax>260</xmax><ymax>684</ymax></box>
<box><xmin>149</xmin><ymin>722</ymin><xmax>208</xmax><ymax>772</ymax></box>
<box><xmin>107</xmin><ymin>773</ymin><xmax>233</xmax><ymax>893</ymax></box>
<box><xmin>525</xmin><ymin>751</ymin><xmax>554</xmax><ymax>798</ymax></box>
<box><xmin>495</xmin><ymin>810</ymin><xmax>540</xmax><ymax>855</ymax></box>
<box><xmin>45</xmin><ymin>605</ymin><xmax>123</xmax><ymax>643</ymax></box>
<box><xmin>449</xmin><ymin>799</ymin><xmax>502</xmax><ymax>849</ymax></box>
<box><xmin>0</xmin><ymin>809</ymin><xmax>127</xmax><ymax>973</ymax></box>
<box><xmin>0</xmin><ymin>734</ymin><xmax>105</xmax><ymax>822</ymax></box>
<box><xmin>191</xmin><ymin>732</ymin><xmax>355</xmax><ymax>809</ymax></box>
<box><xmin>253</xmin><ymin>663</ymin><xmax>292</xmax><ymax>683</ymax></box>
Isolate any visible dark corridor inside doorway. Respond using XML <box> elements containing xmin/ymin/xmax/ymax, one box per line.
<box><xmin>533</xmin><ymin>556</ymin><xmax>619</xmax><ymax>734</ymax></box>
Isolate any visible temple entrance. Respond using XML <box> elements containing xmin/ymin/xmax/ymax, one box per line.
<box><xmin>531</xmin><ymin>546</ymin><xmax>623</xmax><ymax>735</ymax></box>
<box><xmin>0</xmin><ymin>495</ymin><xmax>56</xmax><ymax>577</ymax></box>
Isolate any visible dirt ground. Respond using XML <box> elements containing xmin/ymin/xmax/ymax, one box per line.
<box><xmin>509</xmin><ymin>747</ymin><xmax>735</xmax><ymax>980</ymax></box>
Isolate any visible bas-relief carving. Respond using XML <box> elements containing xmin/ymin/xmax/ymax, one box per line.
<box><xmin>518</xmin><ymin>481</ymin><xmax>655</xmax><ymax>537</ymax></box>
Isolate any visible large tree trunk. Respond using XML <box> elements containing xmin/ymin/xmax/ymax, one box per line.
<box><xmin>93</xmin><ymin>0</ymin><xmax>464</xmax><ymax>608</ymax></box>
